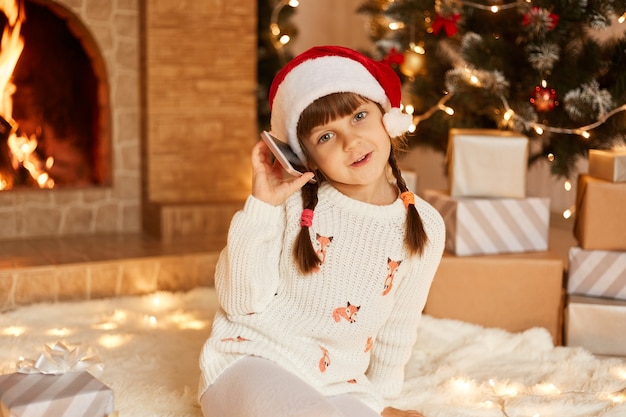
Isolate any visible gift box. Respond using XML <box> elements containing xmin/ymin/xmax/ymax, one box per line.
<box><xmin>574</xmin><ymin>174</ymin><xmax>626</xmax><ymax>251</ymax></box>
<box><xmin>588</xmin><ymin>149</ymin><xmax>626</xmax><ymax>183</ymax></box>
<box><xmin>0</xmin><ymin>371</ymin><xmax>114</xmax><ymax>417</ymax></box>
<box><xmin>422</xmin><ymin>189</ymin><xmax>550</xmax><ymax>256</ymax></box>
<box><xmin>567</xmin><ymin>246</ymin><xmax>626</xmax><ymax>301</ymax></box>
<box><xmin>447</xmin><ymin>129</ymin><xmax>529</xmax><ymax>198</ymax></box>
<box><xmin>565</xmin><ymin>294</ymin><xmax>626</xmax><ymax>356</ymax></box>
<box><xmin>424</xmin><ymin>251</ymin><xmax>564</xmax><ymax>344</ymax></box>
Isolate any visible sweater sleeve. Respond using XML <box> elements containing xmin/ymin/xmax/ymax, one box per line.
<box><xmin>215</xmin><ymin>195</ymin><xmax>286</xmax><ymax>316</ymax></box>
<box><xmin>366</xmin><ymin>200</ymin><xmax>445</xmax><ymax>402</ymax></box>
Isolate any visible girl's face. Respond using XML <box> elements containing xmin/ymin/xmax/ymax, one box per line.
<box><xmin>300</xmin><ymin>100</ymin><xmax>394</xmax><ymax>203</ymax></box>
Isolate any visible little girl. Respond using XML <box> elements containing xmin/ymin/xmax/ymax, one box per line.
<box><xmin>199</xmin><ymin>46</ymin><xmax>445</xmax><ymax>417</ymax></box>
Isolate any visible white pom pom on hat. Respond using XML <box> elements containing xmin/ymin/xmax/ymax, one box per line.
<box><xmin>269</xmin><ymin>45</ymin><xmax>412</xmax><ymax>164</ymax></box>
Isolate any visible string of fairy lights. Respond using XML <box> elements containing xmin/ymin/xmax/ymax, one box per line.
<box><xmin>269</xmin><ymin>0</ymin><xmax>626</xmax><ymax>143</ymax></box>
<box><xmin>268</xmin><ymin>0</ymin><xmax>626</xmax><ymax>218</ymax></box>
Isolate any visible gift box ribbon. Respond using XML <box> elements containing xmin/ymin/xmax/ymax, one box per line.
<box><xmin>16</xmin><ymin>341</ymin><xmax>104</xmax><ymax>376</ymax></box>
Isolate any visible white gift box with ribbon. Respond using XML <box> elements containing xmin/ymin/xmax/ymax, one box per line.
<box><xmin>0</xmin><ymin>342</ymin><xmax>115</xmax><ymax>417</ymax></box>
<box><xmin>447</xmin><ymin>129</ymin><xmax>529</xmax><ymax>198</ymax></box>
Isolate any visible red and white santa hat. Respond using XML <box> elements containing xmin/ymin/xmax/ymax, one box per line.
<box><xmin>269</xmin><ymin>45</ymin><xmax>412</xmax><ymax>164</ymax></box>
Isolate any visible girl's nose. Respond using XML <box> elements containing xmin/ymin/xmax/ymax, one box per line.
<box><xmin>342</xmin><ymin>132</ymin><xmax>361</xmax><ymax>151</ymax></box>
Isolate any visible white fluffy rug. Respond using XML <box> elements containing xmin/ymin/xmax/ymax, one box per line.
<box><xmin>1</xmin><ymin>287</ymin><xmax>625</xmax><ymax>417</ymax></box>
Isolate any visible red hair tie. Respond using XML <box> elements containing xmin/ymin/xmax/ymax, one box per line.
<box><xmin>300</xmin><ymin>209</ymin><xmax>314</xmax><ymax>227</ymax></box>
<box><xmin>400</xmin><ymin>191</ymin><xmax>415</xmax><ymax>209</ymax></box>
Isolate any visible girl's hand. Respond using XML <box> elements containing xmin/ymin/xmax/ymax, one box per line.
<box><xmin>251</xmin><ymin>139</ymin><xmax>315</xmax><ymax>206</ymax></box>
<box><xmin>381</xmin><ymin>406</ymin><xmax>425</xmax><ymax>417</ymax></box>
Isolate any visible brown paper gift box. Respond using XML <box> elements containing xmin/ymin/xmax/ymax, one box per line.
<box><xmin>588</xmin><ymin>149</ymin><xmax>626</xmax><ymax>183</ymax></box>
<box><xmin>0</xmin><ymin>371</ymin><xmax>114</xmax><ymax>417</ymax></box>
<box><xmin>447</xmin><ymin>129</ymin><xmax>529</xmax><ymax>198</ymax></box>
<box><xmin>424</xmin><ymin>251</ymin><xmax>564</xmax><ymax>345</ymax></box>
<box><xmin>567</xmin><ymin>246</ymin><xmax>626</xmax><ymax>301</ymax></box>
<box><xmin>574</xmin><ymin>174</ymin><xmax>626</xmax><ymax>251</ymax></box>
<box><xmin>423</xmin><ymin>189</ymin><xmax>550</xmax><ymax>256</ymax></box>
<box><xmin>565</xmin><ymin>294</ymin><xmax>626</xmax><ymax>356</ymax></box>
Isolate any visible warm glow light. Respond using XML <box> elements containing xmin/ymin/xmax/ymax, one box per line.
<box><xmin>2</xmin><ymin>326</ymin><xmax>26</xmax><ymax>336</ymax></box>
<box><xmin>442</xmin><ymin>106</ymin><xmax>454</xmax><ymax>115</ymax></box>
<box><xmin>547</xmin><ymin>153</ymin><xmax>555</xmax><ymax>162</ymax></box>
<box><xmin>410</xmin><ymin>43</ymin><xmax>425</xmax><ymax>54</ymax></box>
<box><xmin>534</xmin><ymin>382</ymin><xmax>560</xmax><ymax>395</ymax></box>
<box><xmin>563</xmin><ymin>180</ymin><xmax>572</xmax><ymax>191</ymax></box>
<box><xmin>408</xmin><ymin>123</ymin><xmax>417</xmax><ymax>133</ymax></box>
<box><xmin>491</xmin><ymin>6</ymin><xmax>499</xmax><ymax>13</ymax></box>
<box><xmin>534</xmin><ymin>126</ymin><xmax>544</xmax><ymax>135</ymax></box>
<box><xmin>46</xmin><ymin>327</ymin><xmax>72</xmax><ymax>337</ymax></box>
<box><xmin>287</xmin><ymin>0</ymin><xmax>299</xmax><ymax>7</ymax></box>
<box><xmin>451</xmin><ymin>377</ymin><xmax>472</xmax><ymax>392</ymax></box>
<box><xmin>405</xmin><ymin>104</ymin><xmax>415</xmax><ymax>114</ymax></box>
<box><xmin>92</xmin><ymin>321</ymin><xmax>118</xmax><ymax>330</ymax></box>
<box><xmin>279</xmin><ymin>34</ymin><xmax>290</xmax><ymax>45</ymax></box>
<box><xmin>503</xmin><ymin>109</ymin><xmax>514</xmax><ymax>121</ymax></box>
<box><xmin>112</xmin><ymin>309</ymin><xmax>128</xmax><ymax>322</ymax></box>
<box><xmin>178</xmin><ymin>320</ymin><xmax>208</xmax><ymax>330</ymax></box>
<box><xmin>563</xmin><ymin>207</ymin><xmax>574</xmax><ymax>219</ymax></box>
<box><xmin>611</xmin><ymin>366</ymin><xmax>626</xmax><ymax>380</ymax></box>
<box><xmin>98</xmin><ymin>334</ymin><xmax>132</xmax><ymax>349</ymax></box>
<box><xmin>470</xmin><ymin>75</ymin><xmax>479</xmax><ymax>84</ymax></box>
<box><xmin>388</xmin><ymin>21</ymin><xmax>404</xmax><ymax>30</ymax></box>
<box><xmin>619</xmin><ymin>13</ymin><xmax>626</xmax><ymax>24</ymax></box>
<box><xmin>580</xmin><ymin>130</ymin><xmax>591</xmax><ymax>139</ymax></box>
<box><xmin>492</xmin><ymin>382</ymin><xmax>519</xmax><ymax>397</ymax></box>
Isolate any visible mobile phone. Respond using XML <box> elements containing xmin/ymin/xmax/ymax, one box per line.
<box><xmin>260</xmin><ymin>131</ymin><xmax>315</xmax><ymax>183</ymax></box>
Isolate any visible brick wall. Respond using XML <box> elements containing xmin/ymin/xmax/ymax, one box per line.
<box><xmin>141</xmin><ymin>0</ymin><xmax>257</xmax><ymax>239</ymax></box>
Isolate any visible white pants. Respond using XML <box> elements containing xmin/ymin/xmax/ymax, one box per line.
<box><xmin>200</xmin><ymin>356</ymin><xmax>381</xmax><ymax>417</ymax></box>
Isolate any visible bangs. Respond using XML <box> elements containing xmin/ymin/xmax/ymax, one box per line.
<box><xmin>296</xmin><ymin>93</ymin><xmax>369</xmax><ymax>139</ymax></box>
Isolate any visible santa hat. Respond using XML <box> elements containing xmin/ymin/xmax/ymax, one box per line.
<box><xmin>269</xmin><ymin>45</ymin><xmax>412</xmax><ymax>164</ymax></box>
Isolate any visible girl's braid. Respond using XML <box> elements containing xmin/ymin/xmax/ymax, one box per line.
<box><xmin>388</xmin><ymin>151</ymin><xmax>428</xmax><ymax>255</ymax></box>
<box><xmin>293</xmin><ymin>179</ymin><xmax>320</xmax><ymax>273</ymax></box>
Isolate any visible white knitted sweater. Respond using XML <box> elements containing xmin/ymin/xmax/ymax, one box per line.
<box><xmin>199</xmin><ymin>183</ymin><xmax>445</xmax><ymax>413</ymax></box>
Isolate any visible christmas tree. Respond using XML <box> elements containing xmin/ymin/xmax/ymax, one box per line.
<box><xmin>257</xmin><ymin>0</ymin><xmax>298</xmax><ymax>132</ymax></box>
<box><xmin>358</xmin><ymin>0</ymin><xmax>626</xmax><ymax>178</ymax></box>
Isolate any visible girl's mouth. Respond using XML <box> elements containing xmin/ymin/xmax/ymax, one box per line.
<box><xmin>351</xmin><ymin>152</ymin><xmax>371</xmax><ymax>167</ymax></box>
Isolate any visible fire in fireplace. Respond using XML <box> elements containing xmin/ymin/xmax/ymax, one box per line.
<box><xmin>0</xmin><ymin>0</ymin><xmax>106</xmax><ymax>190</ymax></box>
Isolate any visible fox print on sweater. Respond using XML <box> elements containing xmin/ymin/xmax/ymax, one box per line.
<box><xmin>199</xmin><ymin>183</ymin><xmax>445</xmax><ymax>413</ymax></box>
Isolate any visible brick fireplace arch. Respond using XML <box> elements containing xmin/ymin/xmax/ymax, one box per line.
<box><xmin>4</xmin><ymin>0</ymin><xmax>111</xmax><ymax>188</ymax></box>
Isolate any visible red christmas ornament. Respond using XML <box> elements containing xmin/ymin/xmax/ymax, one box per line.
<box><xmin>530</xmin><ymin>85</ymin><xmax>558</xmax><ymax>112</ymax></box>
<box><xmin>382</xmin><ymin>48</ymin><xmax>405</xmax><ymax>66</ymax></box>
<box><xmin>522</xmin><ymin>7</ymin><xmax>559</xmax><ymax>31</ymax></box>
<box><xmin>432</xmin><ymin>13</ymin><xmax>460</xmax><ymax>37</ymax></box>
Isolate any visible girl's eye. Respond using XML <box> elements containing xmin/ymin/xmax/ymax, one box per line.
<box><xmin>354</xmin><ymin>110</ymin><xmax>367</xmax><ymax>121</ymax></box>
<box><xmin>318</xmin><ymin>132</ymin><xmax>334</xmax><ymax>144</ymax></box>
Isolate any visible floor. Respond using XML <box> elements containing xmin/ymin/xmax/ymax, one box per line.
<box><xmin>0</xmin><ymin>233</ymin><xmax>226</xmax><ymax>311</ymax></box>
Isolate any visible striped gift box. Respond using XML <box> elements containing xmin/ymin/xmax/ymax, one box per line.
<box><xmin>423</xmin><ymin>189</ymin><xmax>550</xmax><ymax>256</ymax></box>
<box><xmin>0</xmin><ymin>372</ymin><xmax>114</xmax><ymax>417</ymax></box>
<box><xmin>567</xmin><ymin>246</ymin><xmax>626</xmax><ymax>300</ymax></box>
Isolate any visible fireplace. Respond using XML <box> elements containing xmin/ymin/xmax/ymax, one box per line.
<box><xmin>1</xmin><ymin>0</ymin><xmax>110</xmax><ymax>190</ymax></box>
<box><xmin>0</xmin><ymin>0</ymin><xmax>256</xmax><ymax>242</ymax></box>
<box><xmin>0</xmin><ymin>0</ymin><xmax>138</xmax><ymax>240</ymax></box>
